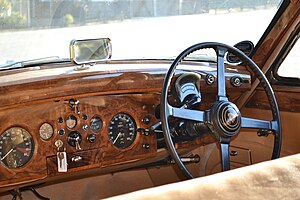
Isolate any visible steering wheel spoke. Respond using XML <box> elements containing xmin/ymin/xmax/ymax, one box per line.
<box><xmin>241</xmin><ymin>117</ymin><xmax>278</xmax><ymax>131</ymax></box>
<box><xmin>167</xmin><ymin>104</ymin><xmax>207</xmax><ymax>123</ymax></box>
<box><xmin>216</xmin><ymin>47</ymin><xmax>228</xmax><ymax>101</ymax></box>
<box><xmin>220</xmin><ymin>141</ymin><xmax>230</xmax><ymax>171</ymax></box>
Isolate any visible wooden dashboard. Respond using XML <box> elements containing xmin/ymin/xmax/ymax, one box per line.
<box><xmin>0</xmin><ymin>60</ymin><xmax>251</xmax><ymax>192</ymax></box>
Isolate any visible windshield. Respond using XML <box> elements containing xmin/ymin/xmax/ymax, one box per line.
<box><xmin>0</xmin><ymin>0</ymin><xmax>281</xmax><ymax>66</ymax></box>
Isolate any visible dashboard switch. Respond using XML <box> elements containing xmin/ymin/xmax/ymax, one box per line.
<box><xmin>230</xmin><ymin>76</ymin><xmax>242</xmax><ymax>87</ymax></box>
<box><xmin>87</xmin><ymin>134</ymin><xmax>96</xmax><ymax>143</ymax></box>
<box><xmin>137</xmin><ymin>128</ymin><xmax>150</xmax><ymax>136</ymax></box>
<box><xmin>206</xmin><ymin>74</ymin><xmax>215</xmax><ymax>85</ymax></box>
<box><xmin>82</xmin><ymin>114</ymin><xmax>88</xmax><ymax>120</ymax></box>
<box><xmin>142</xmin><ymin>143</ymin><xmax>150</xmax><ymax>149</ymax></box>
<box><xmin>142</xmin><ymin>116</ymin><xmax>151</xmax><ymax>124</ymax></box>
<box><xmin>58</xmin><ymin>129</ymin><xmax>65</xmax><ymax>136</ymax></box>
<box><xmin>82</xmin><ymin>125</ymin><xmax>88</xmax><ymax>131</ymax></box>
<box><xmin>58</xmin><ymin>117</ymin><xmax>64</xmax><ymax>123</ymax></box>
<box><xmin>69</xmin><ymin>99</ymin><xmax>80</xmax><ymax>115</ymax></box>
<box><xmin>71</xmin><ymin>155</ymin><xmax>82</xmax><ymax>163</ymax></box>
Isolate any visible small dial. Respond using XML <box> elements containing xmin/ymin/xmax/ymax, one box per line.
<box><xmin>67</xmin><ymin>131</ymin><xmax>82</xmax><ymax>148</ymax></box>
<box><xmin>66</xmin><ymin>115</ymin><xmax>77</xmax><ymax>129</ymax></box>
<box><xmin>39</xmin><ymin>123</ymin><xmax>54</xmax><ymax>140</ymax></box>
<box><xmin>90</xmin><ymin>116</ymin><xmax>102</xmax><ymax>132</ymax></box>
<box><xmin>0</xmin><ymin>127</ymin><xmax>34</xmax><ymax>169</ymax></box>
<box><xmin>108</xmin><ymin>113</ymin><xmax>137</xmax><ymax>149</ymax></box>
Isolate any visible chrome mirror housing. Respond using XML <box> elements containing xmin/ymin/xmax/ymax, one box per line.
<box><xmin>70</xmin><ymin>38</ymin><xmax>112</xmax><ymax>64</ymax></box>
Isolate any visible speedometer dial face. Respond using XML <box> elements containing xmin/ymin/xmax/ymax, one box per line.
<box><xmin>0</xmin><ymin>127</ymin><xmax>34</xmax><ymax>169</ymax></box>
<box><xmin>108</xmin><ymin>113</ymin><xmax>137</xmax><ymax>149</ymax></box>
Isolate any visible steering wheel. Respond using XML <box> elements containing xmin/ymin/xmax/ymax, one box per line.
<box><xmin>160</xmin><ymin>42</ymin><xmax>282</xmax><ymax>179</ymax></box>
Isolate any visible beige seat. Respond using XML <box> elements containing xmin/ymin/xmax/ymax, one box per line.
<box><xmin>105</xmin><ymin>153</ymin><xmax>300</xmax><ymax>200</ymax></box>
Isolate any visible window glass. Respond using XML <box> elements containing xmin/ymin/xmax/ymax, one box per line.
<box><xmin>0</xmin><ymin>0</ymin><xmax>281</xmax><ymax>67</ymax></box>
<box><xmin>277</xmin><ymin>38</ymin><xmax>300</xmax><ymax>78</ymax></box>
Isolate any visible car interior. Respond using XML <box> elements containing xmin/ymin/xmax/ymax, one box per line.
<box><xmin>0</xmin><ymin>0</ymin><xmax>299</xmax><ymax>199</ymax></box>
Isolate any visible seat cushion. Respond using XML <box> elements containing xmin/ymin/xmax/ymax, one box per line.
<box><xmin>105</xmin><ymin>153</ymin><xmax>300</xmax><ymax>200</ymax></box>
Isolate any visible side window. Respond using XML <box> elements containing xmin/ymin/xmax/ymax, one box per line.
<box><xmin>276</xmin><ymin>34</ymin><xmax>300</xmax><ymax>79</ymax></box>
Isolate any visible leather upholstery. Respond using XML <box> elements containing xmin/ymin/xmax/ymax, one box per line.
<box><xmin>106</xmin><ymin>153</ymin><xmax>300</xmax><ymax>200</ymax></box>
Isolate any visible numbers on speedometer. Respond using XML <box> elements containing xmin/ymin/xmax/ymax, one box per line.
<box><xmin>0</xmin><ymin>127</ymin><xmax>34</xmax><ymax>169</ymax></box>
<box><xmin>108</xmin><ymin>113</ymin><xmax>137</xmax><ymax>149</ymax></box>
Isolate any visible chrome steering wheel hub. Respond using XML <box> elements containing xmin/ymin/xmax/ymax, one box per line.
<box><xmin>211</xmin><ymin>101</ymin><xmax>241</xmax><ymax>138</ymax></box>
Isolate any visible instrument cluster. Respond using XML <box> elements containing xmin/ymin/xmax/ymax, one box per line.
<box><xmin>55</xmin><ymin>112</ymin><xmax>138</xmax><ymax>149</ymax></box>
<box><xmin>0</xmin><ymin>111</ymin><xmax>138</xmax><ymax>170</ymax></box>
<box><xmin>46</xmin><ymin>96</ymin><xmax>156</xmax><ymax>175</ymax></box>
<box><xmin>0</xmin><ymin>94</ymin><xmax>158</xmax><ymax>183</ymax></box>
<box><xmin>0</xmin><ymin>110</ymin><xmax>105</xmax><ymax>170</ymax></box>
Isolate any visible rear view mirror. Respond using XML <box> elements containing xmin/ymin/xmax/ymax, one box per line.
<box><xmin>70</xmin><ymin>38</ymin><xmax>112</xmax><ymax>64</ymax></box>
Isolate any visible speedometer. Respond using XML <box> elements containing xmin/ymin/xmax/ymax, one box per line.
<box><xmin>108</xmin><ymin>113</ymin><xmax>137</xmax><ymax>149</ymax></box>
<box><xmin>0</xmin><ymin>127</ymin><xmax>34</xmax><ymax>169</ymax></box>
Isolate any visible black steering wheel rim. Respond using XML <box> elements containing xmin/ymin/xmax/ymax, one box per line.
<box><xmin>160</xmin><ymin>42</ymin><xmax>282</xmax><ymax>179</ymax></box>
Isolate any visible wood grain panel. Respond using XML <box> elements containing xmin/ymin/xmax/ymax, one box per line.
<box><xmin>0</xmin><ymin>61</ymin><xmax>250</xmax><ymax>109</ymax></box>
<box><xmin>246</xmin><ymin>87</ymin><xmax>300</xmax><ymax>112</ymax></box>
<box><xmin>47</xmin><ymin>148</ymin><xmax>104</xmax><ymax>176</ymax></box>
<box><xmin>0</xmin><ymin>60</ymin><xmax>251</xmax><ymax>192</ymax></box>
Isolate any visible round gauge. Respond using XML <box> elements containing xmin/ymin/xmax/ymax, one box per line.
<box><xmin>0</xmin><ymin>127</ymin><xmax>34</xmax><ymax>169</ymax></box>
<box><xmin>90</xmin><ymin>116</ymin><xmax>103</xmax><ymax>132</ymax></box>
<box><xmin>108</xmin><ymin>113</ymin><xmax>137</xmax><ymax>149</ymax></box>
<box><xmin>66</xmin><ymin>115</ymin><xmax>77</xmax><ymax>129</ymax></box>
<box><xmin>39</xmin><ymin>123</ymin><xmax>54</xmax><ymax>140</ymax></box>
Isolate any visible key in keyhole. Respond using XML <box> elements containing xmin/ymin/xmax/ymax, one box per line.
<box><xmin>75</xmin><ymin>136</ymin><xmax>82</xmax><ymax>150</ymax></box>
<box><xmin>58</xmin><ymin>152</ymin><xmax>64</xmax><ymax>168</ymax></box>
